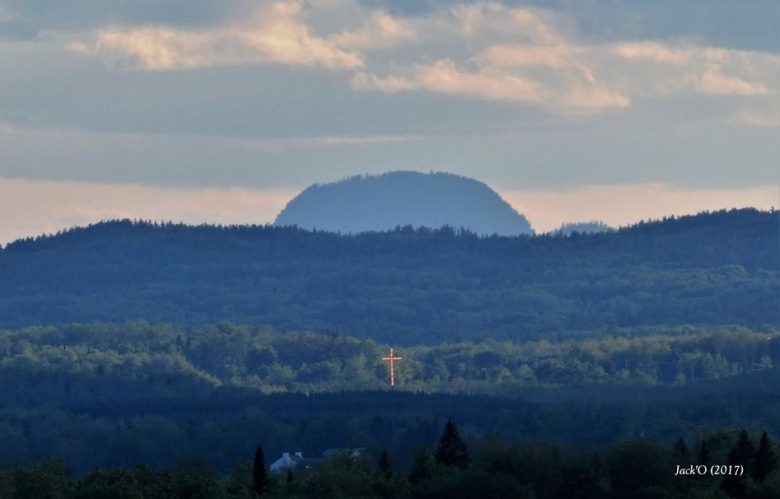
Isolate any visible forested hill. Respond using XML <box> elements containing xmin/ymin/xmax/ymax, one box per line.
<box><xmin>1</xmin><ymin>209</ymin><xmax>778</xmax><ymax>343</ymax></box>
<box><xmin>274</xmin><ymin>171</ymin><xmax>533</xmax><ymax>236</ymax></box>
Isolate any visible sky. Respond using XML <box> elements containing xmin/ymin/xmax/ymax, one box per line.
<box><xmin>1</xmin><ymin>0</ymin><xmax>778</xmax><ymax>243</ymax></box>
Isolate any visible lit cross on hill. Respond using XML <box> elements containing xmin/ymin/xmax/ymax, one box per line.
<box><xmin>381</xmin><ymin>347</ymin><xmax>402</xmax><ymax>389</ymax></box>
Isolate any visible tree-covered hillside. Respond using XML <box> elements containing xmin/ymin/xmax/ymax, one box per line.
<box><xmin>1</xmin><ymin>209</ymin><xmax>777</xmax><ymax>343</ymax></box>
<box><xmin>274</xmin><ymin>171</ymin><xmax>533</xmax><ymax>235</ymax></box>
<box><xmin>1</xmin><ymin>322</ymin><xmax>779</xmax><ymax>475</ymax></box>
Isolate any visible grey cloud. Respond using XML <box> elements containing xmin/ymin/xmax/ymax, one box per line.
<box><xmin>4</xmin><ymin>0</ymin><xmax>777</xmax><ymax>52</ymax></box>
<box><xmin>358</xmin><ymin>0</ymin><xmax>779</xmax><ymax>52</ymax></box>
<box><xmin>0</xmin><ymin>0</ymin><xmax>252</xmax><ymax>38</ymax></box>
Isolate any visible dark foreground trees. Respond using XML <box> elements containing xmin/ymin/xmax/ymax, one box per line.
<box><xmin>253</xmin><ymin>445</ymin><xmax>267</xmax><ymax>497</ymax></box>
<box><xmin>1</xmin><ymin>425</ymin><xmax>777</xmax><ymax>499</ymax></box>
<box><xmin>434</xmin><ymin>420</ymin><xmax>469</xmax><ymax>469</ymax></box>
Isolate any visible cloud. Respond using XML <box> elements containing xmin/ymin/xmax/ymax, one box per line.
<box><xmin>613</xmin><ymin>41</ymin><xmax>777</xmax><ymax>97</ymax></box>
<box><xmin>695</xmin><ymin>66</ymin><xmax>769</xmax><ymax>96</ymax></box>
<box><xmin>329</xmin><ymin>10</ymin><xmax>417</xmax><ymax>50</ymax></box>
<box><xmin>346</xmin><ymin>4</ymin><xmax>629</xmax><ymax>109</ymax></box>
<box><xmin>53</xmin><ymin>1</ymin><xmax>777</xmax><ymax>111</ymax></box>
<box><xmin>731</xmin><ymin>109</ymin><xmax>780</xmax><ymax>128</ymax></box>
<box><xmin>343</xmin><ymin>4</ymin><xmax>776</xmax><ymax>109</ymax></box>
<box><xmin>415</xmin><ymin>58</ymin><xmax>544</xmax><ymax>102</ymax></box>
<box><xmin>614</xmin><ymin>42</ymin><xmax>691</xmax><ymax>65</ymax></box>
<box><xmin>3</xmin><ymin>0</ymin><xmax>778</xmax><ymax>126</ymax></box>
<box><xmin>82</xmin><ymin>2</ymin><xmax>364</xmax><ymax>70</ymax></box>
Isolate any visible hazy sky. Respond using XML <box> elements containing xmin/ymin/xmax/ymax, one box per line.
<box><xmin>1</xmin><ymin>0</ymin><xmax>778</xmax><ymax>242</ymax></box>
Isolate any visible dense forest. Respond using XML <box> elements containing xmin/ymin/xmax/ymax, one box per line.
<box><xmin>1</xmin><ymin>208</ymin><xmax>778</xmax><ymax>494</ymax></box>
<box><xmin>1</xmin><ymin>209</ymin><xmax>777</xmax><ymax>344</ymax></box>
<box><xmin>1</xmin><ymin>322</ymin><xmax>779</xmax><ymax>475</ymax></box>
<box><xmin>2</xmin><ymin>322</ymin><xmax>778</xmax><ymax>395</ymax></box>
<box><xmin>1</xmin><ymin>424</ymin><xmax>778</xmax><ymax>498</ymax></box>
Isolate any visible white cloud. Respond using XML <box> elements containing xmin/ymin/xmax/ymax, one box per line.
<box><xmin>330</xmin><ymin>10</ymin><xmax>417</xmax><ymax>50</ymax></box>
<box><xmin>695</xmin><ymin>66</ymin><xmax>769</xmax><ymax>96</ymax></box>
<box><xmin>43</xmin><ymin>1</ymin><xmax>780</xmax><ymax>110</ymax></box>
<box><xmin>82</xmin><ymin>2</ymin><xmax>364</xmax><ymax>70</ymax></box>
<box><xmin>613</xmin><ymin>41</ymin><xmax>778</xmax><ymax>97</ymax></box>
<box><xmin>731</xmin><ymin>109</ymin><xmax>780</xmax><ymax>128</ymax></box>
<box><xmin>351</xmin><ymin>71</ymin><xmax>416</xmax><ymax>92</ymax></box>
<box><xmin>614</xmin><ymin>42</ymin><xmax>691</xmax><ymax>65</ymax></box>
<box><xmin>345</xmin><ymin>4</ymin><xmax>776</xmax><ymax>109</ymax></box>
<box><xmin>415</xmin><ymin>58</ymin><xmax>544</xmax><ymax>102</ymax></box>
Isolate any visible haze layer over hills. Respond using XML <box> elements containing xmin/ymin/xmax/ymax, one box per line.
<box><xmin>274</xmin><ymin>171</ymin><xmax>534</xmax><ymax>236</ymax></box>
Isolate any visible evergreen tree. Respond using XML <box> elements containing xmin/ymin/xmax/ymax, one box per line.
<box><xmin>672</xmin><ymin>437</ymin><xmax>688</xmax><ymax>459</ymax></box>
<box><xmin>720</xmin><ymin>449</ymin><xmax>747</xmax><ymax>498</ymax></box>
<box><xmin>378</xmin><ymin>449</ymin><xmax>393</xmax><ymax>478</ymax></box>
<box><xmin>698</xmin><ymin>442</ymin><xmax>710</xmax><ymax>466</ymax></box>
<box><xmin>408</xmin><ymin>449</ymin><xmax>436</xmax><ymax>483</ymax></box>
<box><xmin>735</xmin><ymin>429</ymin><xmax>754</xmax><ymax>475</ymax></box>
<box><xmin>252</xmin><ymin>445</ymin><xmax>267</xmax><ymax>497</ymax></box>
<box><xmin>751</xmin><ymin>431</ymin><xmax>777</xmax><ymax>482</ymax></box>
<box><xmin>434</xmin><ymin>420</ymin><xmax>470</xmax><ymax>469</ymax></box>
<box><xmin>736</xmin><ymin>430</ymin><xmax>754</xmax><ymax>460</ymax></box>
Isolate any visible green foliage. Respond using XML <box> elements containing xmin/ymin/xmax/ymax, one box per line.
<box><xmin>1</xmin><ymin>322</ymin><xmax>776</xmax><ymax>400</ymax></box>
<box><xmin>3</xmin><ymin>428</ymin><xmax>777</xmax><ymax>499</ymax></box>
<box><xmin>253</xmin><ymin>445</ymin><xmax>267</xmax><ymax>496</ymax></box>
<box><xmin>0</xmin><ymin>321</ymin><xmax>779</xmax><ymax>474</ymax></box>
<box><xmin>378</xmin><ymin>450</ymin><xmax>393</xmax><ymax>479</ymax></box>
<box><xmin>434</xmin><ymin>421</ymin><xmax>470</xmax><ymax>469</ymax></box>
<box><xmin>607</xmin><ymin>441</ymin><xmax>670</xmax><ymax>497</ymax></box>
<box><xmin>753</xmin><ymin>432</ymin><xmax>777</xmax><ymax>482</ymax></box>
<box><xmin>1</xmin><ymin>209</ymin><xmax>777</xmax><ymax>343</ymax></box>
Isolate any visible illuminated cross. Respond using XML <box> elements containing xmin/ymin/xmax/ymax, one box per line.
<box><xmin>381</xmin><ymin>347</ymin><xmax>403</xmax><ymax>389</ymax></box>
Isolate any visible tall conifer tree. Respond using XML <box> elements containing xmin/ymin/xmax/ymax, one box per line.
<box><xmin>751</xmin><ymin>431</ymin><xmax>777</xmax><ymax>482</ymax></box>
<box><xmin>252</xmin><ymin>445</ymin><xmax>267</xmax><ymax>497</ymax></box>
<box><xmin>434</xmin><ymin>420</ymin><xmax>470</xmax><ymax>469</ymax></box>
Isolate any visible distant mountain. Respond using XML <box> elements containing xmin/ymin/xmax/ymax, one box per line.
<box><xmin>274</xmin><ymin>171</ymin><xmax>534</xmax><ymax>236</ymax></box>
<box><xmin>551</xmin><ymin>221</ymin><xmax>614</xmax><ymax>236</ymax></box>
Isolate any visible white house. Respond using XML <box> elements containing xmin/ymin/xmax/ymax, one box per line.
<box><xmin>270</xmin><ymin>451</ymin><xmax>304</xmax><ymax>473</ymax></box>
<box><xmin>269</xmin><ymin>448</ymin><xmax>364</xmax><ymax>474</ymax></box>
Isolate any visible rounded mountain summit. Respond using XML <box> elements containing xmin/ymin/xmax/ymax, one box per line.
<box><xmin>274</xmin><ymin>171</ymin><xmax>534</xmax><ymax>236</ymax></box>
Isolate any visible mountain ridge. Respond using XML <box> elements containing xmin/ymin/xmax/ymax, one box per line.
<box><xmin>1</xmin><ymin>208</ymin><xmax>777</xmax><ymax>343</ymax></box>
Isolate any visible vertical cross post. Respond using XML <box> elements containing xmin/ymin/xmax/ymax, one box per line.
<box><xmin>381</xmin><ymin>347</ymin><xmax>403</xmax><ymax>389</ymax></box>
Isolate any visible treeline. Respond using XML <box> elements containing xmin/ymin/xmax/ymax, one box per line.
<box><xmin>1</xmin><ymin>321</ymin><xmax>780</xmax><ymax>474</ymax></box>
<box><xmin>1</xmin><ymin>209</ymin><xmax>777</xmax><ymax>343</ymax></box>
<box><xmin>2</xmin><ymin>424</ymin><xmax>777</xmax><ymax>498</ymax></box>
<box><xmin>1</xmin><ymin>322</ymin><xmax>778</xmax><ymax>394</ymax></box>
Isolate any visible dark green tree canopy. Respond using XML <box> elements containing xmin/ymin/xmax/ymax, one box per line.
<box><xmin>435</xmin><ymin>420</ymin><xmax>470</xmax><ymax>469</ymax></box>
<box><xmin>252</xmin><ymin>445</ymin><xmax>267</xmax><ymax>496</ymax></box>
<box><xmin>752</xmin><ymin>431</ymin><xmax>777</xmax><ymax>482</ymax></box>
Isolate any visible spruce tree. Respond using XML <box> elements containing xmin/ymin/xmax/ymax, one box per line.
<box><xmin>672</xmin><ymin>437</ymin><xmax>688</xmax><ymax>459</ymax></box>
<box><xmin>697</xmin><ymin>441</ymin><xmax>710</xmax><ymax>466</ymax></box>
<box><xmin>751</xmin><ymin>431</ymin><xmax>777</xmax><ymax>482</ymax></box>
<box><xmin>434</xmin><ymin>420</ymin><xmax>470</xmax><ymax>469</ymax></box>
<box><xmin>408</xmin><ymin>449</ymin><xmax>436</xmax><ymax>483</ymax></box>
<box><xmin>735</xmin><ymin>430</ymin><xmax>754</xmax><ymax>464</ymax></box>
<box><xmin>720</xmin><ymin>449</ymin><xmax>747</xmax><ymax>498</ymax></box>
<box><xmin>252</xmin><ymin>445</ymin><xmax>267</xmax><ymax>497</ymax></box>
<box><xmin>378</xmin><ymin>450</ymin><xmax>393</xmax><ymax>478</ymax></box>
